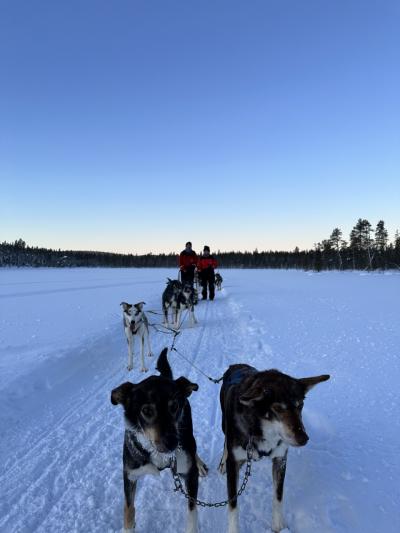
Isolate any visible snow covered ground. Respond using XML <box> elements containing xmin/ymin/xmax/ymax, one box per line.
<box><xmin>0</xmin><ymin>267</ymin><xmax>399</xmax><ymax>533</ymax></box>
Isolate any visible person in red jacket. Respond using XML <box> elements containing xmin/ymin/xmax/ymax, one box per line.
<box><xmin>198</xmin><ymin>245</ymin><xmax>218</xmax><ymax>300</ymax></box>
<box><xmin>179</xmin><ymin>241</ymin><xmax>198</xmax><ymax>286</ymax></box>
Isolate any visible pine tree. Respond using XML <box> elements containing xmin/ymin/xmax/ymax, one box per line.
<box><xmin>375</xmin><ymin>220</ymin><xmax>388</xmax><ymax>252</ymax></box>
<box><xmin>349</xmin><ymin>219</ymin><xmax>374</xmax><ymax>269</ymax></box>
<box><xmin>374</xmin><ymin>220</ymin><xmax>388</xmax><ymax>269</ymax></box>
<box><xmin>329</xmin><ymin>227</ymin><xmax>344</xmax><ymax>269</ymax></box>
<box><xmin>394</xmin><ymin>230</ymin><xmax>400</xmax><ymax>251</ymax></box>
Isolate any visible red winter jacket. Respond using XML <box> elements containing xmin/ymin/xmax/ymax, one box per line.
<box><xmin>179</xmin><ymin>250</ymin><xmax>198</xmax><ymax>270</ymax></box>
<box><xmin>198</xmin><ymin>255</ymin><xmax>217</xmax><ymax>271</ymax></box>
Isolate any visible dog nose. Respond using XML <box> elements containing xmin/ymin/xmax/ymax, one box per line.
<box><xmin>154</xmin><ymin>435</ymin><xmax>178</xmax><ymax>453</ymax></box>
<box><xmin>154</xmin><ymin>442</ymin><xmax>171</xmax><ymax>453</ymax></box>
<box><xmin>296</xmin><ymin>432</ymin><xmax>309</xmax><ymax>446</ymax></box>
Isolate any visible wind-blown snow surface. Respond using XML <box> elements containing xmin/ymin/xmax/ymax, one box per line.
<box><xmin>0</xmin><ymin>268</ymin><xmax>399</xmax><ymax>533</ymax></box>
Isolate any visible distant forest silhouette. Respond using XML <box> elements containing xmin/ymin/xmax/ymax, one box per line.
<box><xmin>1</xmin><ymin>219</ymin><xmax>400</xmax><ymax>271</ymax></box>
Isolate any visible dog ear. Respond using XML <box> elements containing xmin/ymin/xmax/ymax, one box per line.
<box><xmin>120</xmin><ymin>302</ymin><xmax>132</xmax><ymax>311</ymax></box>
<box><xmin>239</xmin><ymin>382</ymin><xmax>265</xmax><ymax>406</ymax></box>
<box><xmin>111</xmin><ymin>382</ymin><xmax>135</xmax><ymax>405</ymax></box>
<box><xmin>175</xmin><ymin>377</ymin><xmax>199</xmax><ymax>397</ymax></box>
<box><xmin>134</xmin><ymin>301</ymin><xmax>145</xmax><ymax>310</ymax></box>
<box><xmin>298</xmin><ymin>374</ymin><xmax>330</xmax><ymax>393</ymax></box>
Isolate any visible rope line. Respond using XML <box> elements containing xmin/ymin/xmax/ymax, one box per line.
<box><xmin>171</xmin><ymin>345</ymin><xmax>223</xmax><ymax>384</ymax></box>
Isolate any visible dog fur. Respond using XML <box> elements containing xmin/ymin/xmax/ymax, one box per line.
<box><xmin>162</xmin><ymin>278</ymin><xmax>182</xmax><ymax>328</ymax></box>
<box><xmin>176</xmin><ymin>282</ymin><xmax>197</xmax><ymax>327</ymax></box>
<box><xmin>215</xmin><ymin>273</ymin><xmax>223</xmax><ymax>291</ymax></box>
<box><xmin>219</xmin><ymin>364</ymin><xmax>330</xmax><ymax>533</ymax></box>
<box><xmin>111</xmin><ymin>348</ymin><xmax>207</xmax><ymax>533</ymax></box>
<box><xmin>121</xmin><ymin>301</ymin><xmax>152</xmax><ymax>372</ymax></box>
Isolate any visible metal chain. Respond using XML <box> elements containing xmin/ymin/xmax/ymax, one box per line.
<box><xmin>170</xmin><ymin>440</ymin><xmax>253</xmax><ymax>508</ymax></box>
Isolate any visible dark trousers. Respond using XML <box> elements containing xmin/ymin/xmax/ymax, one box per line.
<box><xmin>200</xmin><ymin>270</ymin><xmax>215</xmax><ymax>300</ymax></box>
<box><xmin>181</xmin><ymin>266</ymin><xmax>195</xmax><ymax>286</ymax></box>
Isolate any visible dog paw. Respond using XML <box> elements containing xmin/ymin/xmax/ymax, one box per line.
<box><xmin>271</xmin><ymin>514</ymin><xmax>286</xmax><ymax>532</ymax></box>
<box><xmin>127</xmin><ymin>365</ymin><xmax>133</xmax><ymax>371</ymax></box>
<box><xmin>218</xmin><ymin>461</ymin><xmax>226</xmax><ymax>475</ymax></box>
<box><xmin>140</xmin><ymin>367</ymin><xmax>148</xmax><ymax>373</ymax></box>
<box><xmin>148</xmin><ymin>352</ymin><xmax>153</xmax><ymax>357</ymax></box>
<box><xmin>195</xmin><ymin>454</ymin><xmax>208</xmax><ymax>477</ymax></box>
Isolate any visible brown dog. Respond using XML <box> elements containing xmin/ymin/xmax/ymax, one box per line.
<box><xmin>219</xmin><ymin>364</ymin><xmax>330</xmax><ymax>533</ymax></box>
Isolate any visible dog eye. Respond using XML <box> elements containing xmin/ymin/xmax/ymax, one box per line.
<box><xmin>141</xmin><ymin>405</ymin><xmax>155</xmax><ymax>418</ymax></box>
<box><xmin>169</xmin><ymin>400</ymin><xmax>179</xmax><ymax>414</ymax></box>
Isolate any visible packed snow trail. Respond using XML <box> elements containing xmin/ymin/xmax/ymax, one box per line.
<box><xmin>0</xmin><ymin>268</ymin><xmax>399</xmax><ymax>533</ymax></box>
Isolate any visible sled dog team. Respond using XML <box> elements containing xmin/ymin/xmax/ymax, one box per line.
<box><xmin>114</xmin><ymin>280</ymin><xmax>330</xmax><ymax>533</ymax></box>
<box><xmin>121</xmin><ymin>271</ymin><xmax>223</xmax><ymax>374</ymax></box>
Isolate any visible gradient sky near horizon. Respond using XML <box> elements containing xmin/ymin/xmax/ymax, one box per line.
<box><xmin>1</xmin><ymin>0</ymin><xmax>399</xmax><ymax>254</ymax></box>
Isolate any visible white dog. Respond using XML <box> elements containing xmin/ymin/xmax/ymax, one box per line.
<box><xmin>120</xmin><ymin>301</ymin><xmax>153</xmax><ymax>372</ymax></box>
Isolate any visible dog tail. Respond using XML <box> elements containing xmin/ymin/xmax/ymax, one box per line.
<box><xmin>156</xmin><ymin>347</ymin><xmax>173</xmax><ymax>379</ymax></box>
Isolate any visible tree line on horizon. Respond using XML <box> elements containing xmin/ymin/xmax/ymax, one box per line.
<box><xmin>1</xmin><ymin>219</ymin><xmax>400</xmax><ymax>271</ymax></box>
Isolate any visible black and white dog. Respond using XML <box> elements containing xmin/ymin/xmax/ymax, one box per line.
<box><xmin>111</xmin><ymin>348</ymin><xmax>207</xmax><ymax>533</ymax></box>
<box><xmin>215</xmin><ymin>273</ymin><xmax>223</xmax><ymax>291</ymax></box>
<box><xmin>162</xmin><ymin>278</ymin><xmax>182</xmax><ymax>328</ymax></box>
<box><xmin>176</xmin><ymin>282</ymin><xmax>197</xmax><ymax>327</ymax></box>
<box><xmin>219</xmin><ymin>364</ymin><xmax>330</xmax><ymax>533</ymax></box>
<box><xmin>121</xmin><ymin>301</ymin><xmax>152</xmax><ymax>372</ymax></box>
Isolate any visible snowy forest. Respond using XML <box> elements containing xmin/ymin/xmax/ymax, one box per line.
<box><xmin>1</xmin><ymin>219</ymin><xmax>400</xmax><ymax>271</ymax></box>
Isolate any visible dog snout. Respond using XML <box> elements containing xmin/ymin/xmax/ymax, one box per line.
<box><xmin>155</xmin><ymin>434</ymin><xmax>178</xmax><ymax>453</ymax></box>
<box><xmin>154</xmin><ymin>441</ymin><xmax>171</xmax><ymax>453</ymax></box>
<box><xmin>295</xmin><ymin>431</ymin><xmax>309</xmax><ymax>446</ymax></box>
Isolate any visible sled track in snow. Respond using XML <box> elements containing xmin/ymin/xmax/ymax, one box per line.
<box><xmin>0</xmin><ymin>287</ymin><xmax>265</xmax><ymax>533</ymax></box>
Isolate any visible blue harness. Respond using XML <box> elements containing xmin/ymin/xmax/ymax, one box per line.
<box><xmin>224</xmin><ymin>367</ymin><xmax>256</xmax><ymax>387</ymax></box>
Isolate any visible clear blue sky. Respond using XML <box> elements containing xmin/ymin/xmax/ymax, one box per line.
<box><xmin>1</xmin><ymin>0</ymin><xmax>399</xmax><ymax>254</ymax></box>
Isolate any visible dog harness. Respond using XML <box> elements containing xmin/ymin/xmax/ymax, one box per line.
<box><xmin>224</xmin><ymin>367</ymin><xmax>257</xmax><ymax>387</ymax></box>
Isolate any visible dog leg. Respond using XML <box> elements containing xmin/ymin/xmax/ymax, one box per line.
<box><xmin>140</xmin><ymin>336</ymin><xmax>148</xmax><ymax>372</ymax></box>
<box><xmin>218</xmin><ymin>439</ymin><xmax>228</xmax><ymax>474</ymax></box>
<box><xmin>175</xmin><ymin>308</ymin><xmax>181</xmax><ymax>328</ymax></box>
<box><xmin>123</xmin><ymin>470</ymin><xmax>137</xmax><ymax>532</ymax></box>
<box><xmin>163</xmin><ymin>306</ymin><xmax>169</xmax><ymax>326</ymax></box>
<box><xmin>145</xmin><ymin>329</ymin><xmax>153</xmax><ymax>357</ymax></box>
<box><xmin>127</xmin><ymin>334</ymin><xmax>133</xmax><ymax>372</ymax></box>
<box><xmin>195</xmin><ymin>453</ymin><xmax>208</xmax><ymax>477</ymax></box>
<box><xmin>271</xmin><ymin>452</ymin><xmax>288</xmax><ymax>533</ymax></box>
<box><xmin>183</xmin><ymin>465</ymin><xmax>199</xmax><ymax>533</ymax></box>
<box><xmin>226</xmin><ymin>455</ymin><xmax>240</xmax><ymax>533</ymax></box>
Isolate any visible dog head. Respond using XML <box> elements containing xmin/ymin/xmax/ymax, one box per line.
<box><xmin>121</xmin><ymin>301</ymin><xmax>146</xmax><ymax>331</ymax></box>
<box><xmin>166</xmin><ymin>278</ymin><xmax>182</xmax><ymax>294</ymax></box>
<box><xmin>239</xmin><ymin>370</ymin><xmax>330</xmax><ymax>447</ymax></box>
<box><xmin>111</xmin><ymin>349</ymin><xmax>198</xmax><ymax>454</ymax></box>
<box><xmin>182</xmin><ymin>282</ymin><xmax>193</xmax><ymax>296</ymax></box>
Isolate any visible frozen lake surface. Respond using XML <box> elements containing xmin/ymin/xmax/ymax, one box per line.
<box><xmin>0</xmin><ymin>267</ymin><xmax>399</xmax><ymax>533</ymax></box>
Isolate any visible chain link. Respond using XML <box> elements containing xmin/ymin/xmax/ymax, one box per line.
<box><xmin>170</xmin><ymin>440</ymin><xmax>253</xmax><ymax>508</ymax></box>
